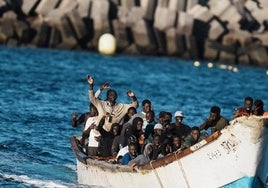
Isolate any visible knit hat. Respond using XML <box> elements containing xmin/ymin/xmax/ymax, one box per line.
<box><xmin>154</xmin><ymin>123</ymin><xmax>163</xmax><ymax>130</ymax></box>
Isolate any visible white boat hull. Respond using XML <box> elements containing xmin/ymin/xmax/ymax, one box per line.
<box><xmin>73</xmin><ymin>116</ymin><xmax>268</xmax><ymax>188</ymax></box>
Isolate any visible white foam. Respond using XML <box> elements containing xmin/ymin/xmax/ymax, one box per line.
<box><xmin>63</xmin><ymin>164</ymin><xmax>77</xmax><ymax>171</ymax></box>
<box><xmin>0</xmin><ymin>173</ymin><xmax>73</xmax><ymax>188</ymax></box>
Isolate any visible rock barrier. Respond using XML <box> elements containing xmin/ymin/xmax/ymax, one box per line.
<box><xmin>0</xmin><ymin>0</ymin><xmax>267</xmax><ymax>66</ymax></box>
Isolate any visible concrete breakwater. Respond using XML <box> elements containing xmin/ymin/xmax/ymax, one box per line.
<box><xmin>0</xmin><ymin>0</ymin><xmax>267</xmax><ymax>66</ymax></box>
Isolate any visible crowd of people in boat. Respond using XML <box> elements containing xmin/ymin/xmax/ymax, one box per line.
<box><xmin>71</xmin><ymin>76</ymin><xmax>268</xmax><ymax>167</ymax></box>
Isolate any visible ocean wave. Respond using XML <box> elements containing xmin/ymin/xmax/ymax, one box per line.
<box><xmin>0</xmin><ymin>173</ymin><xmax>75</xmax><ymax>188</ymax></box>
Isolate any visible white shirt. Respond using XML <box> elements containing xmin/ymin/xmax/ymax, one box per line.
<box><xmin>84</xmin><ymin>117</ymin><xmax>100</xmax><ymax>147</ymax></box>
<box><xmin>116</xmin><ymin>146</ymin><xmax>128</xmax><ymax>159</ymax></box>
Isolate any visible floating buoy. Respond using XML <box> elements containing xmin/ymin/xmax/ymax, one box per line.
<box><xmin>207</xmin><ymin>62</ymin><xmax>213</xmax><ymax>68</ymax></box>
<box><xmin>194</xmin><ymin>61</ymin><xmax>200</xmax><ymax>67</ymax></box>
<box><xmin>219</xmin><ymin>64</ymin><xmax>227</xmax><ymax>69</ymax></box>
<box><xmin>232</xmin><ymin>67</ymin><xmax>238</xmax><ymax>72</ymax></box>
<box><xmin>98</xmin><ymin>33</ymin><xmax>116</xmax><ymax>55</ymax></box>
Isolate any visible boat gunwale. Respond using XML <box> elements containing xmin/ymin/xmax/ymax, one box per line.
<box><xmin>71</xmin><ymin>130</ymin><xmax>221</xmax><ymax>172</ymax></box>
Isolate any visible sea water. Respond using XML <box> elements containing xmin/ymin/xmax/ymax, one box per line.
<box><xmin>0</xmin><ymin>46</ymin><xmax>267</xmax><ymax>188</ymax></box>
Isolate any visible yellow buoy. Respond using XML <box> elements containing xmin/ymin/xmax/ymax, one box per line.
<box><xmin>98</xmin><ymin>33</ymin><xmax>116</xmax><ymax>55</ymax></box>
<box><xmin>194</xmin><ymin>61</ymin><xmax>200</xmax><ymax>67</ymax></box>
<box><xmin>207</xmin><ymin>62</ymin><xmax>213</xmax><ymax>68</ymax></box>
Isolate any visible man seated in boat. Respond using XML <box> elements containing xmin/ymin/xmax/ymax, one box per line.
<box><xmin>199</xmin><ymin>106</ymin><xmax>229</xmax><ymax>134</ymax></box>
<box><xmin>128</xmin><ymin>143</ymin><xmax>154</xmax><ymax>167</ymax></box>
<box><xmin>252</xmin><ymin>99</ymin><xmax>267</xmax><ymax>116</ymax></box>
<box><xmin>181</xmin><ymin>126</ymin><xmax>200</xmax><ymax>150</ymax></box>
<box><xmin>116</xmin><ymin>135</ymin><xmax>138</xmax><ymax>163</ymax></box>
<box><xmin>169</xmin><ymin>111</ymin><xmax>191</xmax><ymax>141</ymax></box>
<box><xmin>87</xmin><ymin>75</ymin><xmax>138</xmax><ymax>132</ymax></box>
<box><xmin>121</xmin><ymin>142</ymin><xmax>138</xmax><ymax>165</ymax></box>
<box><xmin>233</xmin><ymin>96</ymin><xmax>253</xmax><ymax>119</ymax></box>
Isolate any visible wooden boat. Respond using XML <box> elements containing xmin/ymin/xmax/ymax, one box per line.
<box><xmin>70</xmin><ymin>116</ymin><xmax>268</xmax><ymax>188</ymax></box>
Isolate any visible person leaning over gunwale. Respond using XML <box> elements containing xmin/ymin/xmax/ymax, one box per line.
<box><xmin>87</xmin><ymin>75</ymin><xmax>138</xmax><ymax>132</ymax></box>
<box><xmin>199</xmin><ymin>106</ymin><xmax>229</xmax><ymax>134</ymax></box>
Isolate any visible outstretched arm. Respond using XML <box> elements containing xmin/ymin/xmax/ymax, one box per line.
<box><xmin>126</xmin><ymin>90</ymin><xmax>137</xmax><ymax>102</ymax></box>
<box><xmin>95</xmin><ymin>82</ymin><xmax>110</xmax><ymax>98</ymax></box>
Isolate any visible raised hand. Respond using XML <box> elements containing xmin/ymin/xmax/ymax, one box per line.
<box><xmin>126</xmin><ymin>90</ymin><xmax>135</xmax><ymax>97</ymax></box>
<box><xmin>87</xmin><ymin>75</ymin><xmax>94</xmax><ymax>85</ymax></box>
<box><xmin>101</xmin><ymin>82</ymin><xmax>110</xmax><ymax>90</ymax></box>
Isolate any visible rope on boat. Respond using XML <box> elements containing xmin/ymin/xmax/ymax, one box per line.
<box><xmin>150</xmin><ymin>161</ymin><xmax>164</xmax><ymax>188</ymax></box>
<box><xmin>175</xmin><ymin>151</ymin><xmax>190</xmax><ymax>188</ymax></box>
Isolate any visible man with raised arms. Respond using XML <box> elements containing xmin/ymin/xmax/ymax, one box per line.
<box><xmin>87</xmin><ymin>75</ymin><xmax>138</xmax><ymax>131</ymax></box>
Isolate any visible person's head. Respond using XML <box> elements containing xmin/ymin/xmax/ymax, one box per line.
<box><xmin>127</xmin><ymin>107</ymin><xmax>137</xmax><ymax>118</ymax></box>
<box><xmin>123</xmin><ymin>107</ymin><xmax>137</xmax><ymax>123</ymax></box>
<box><xmin>162</xmin><ymin>140</ymin><xmax>172</xmax><ymax>155</ymax></box>
<box><xmin>146</xmin><ymin>110</ymin><xmax>155</xmax><ymax>123</ymax></box>
<box><xmin>138</xmin><ymin>131</ymin><xmax>145</xmax><ymax>145</ymax></box>
<box><xmin>190</xmin><ymin>126</ymin><xmax>200</xmax><ymax>142</ymax></box>
<box><xmin>209</xmin><ymin>106</ymin><xmax>221</xmax><ymax>121</ymax></box>
<box><xmin>158</xmin><ymin>111</ymin><xmax>166</xmax><ymax>125</ymax></box>
<box><xmin>142</xmin><ymin>99</ymin><xmax>152</xmax><ymax>113</ymax></box>
<box><xmin>174</xmin><ymin>111</ymin><xmax>184</xmax><ymax>124</ymax></box>
<box><xmin>153</xmin><ymin>135</ymin><xmax>161</xmax><ymax>147</ymax></box>
<box><xmin>244</xmin><ymin>96</ymin><xmax>253</xmax><ymax>111</ymax></box>
<box><xmin>127</xmin><ymin>135</ymin><xmax>137</xmax><ymax>145</ymax></box>
<box><xmin>128</xmin><ymin>143</ymin><xmax>137</xmax><ymax>156</ymax></box>
<box><xmin>163</xmin><ymin>112</ymin><xmax>172</xmax><ymax>127</ymax></box>
<box><xmin>132</xmin><ymin>117</ymin><xmax>143</xmax><ymax>131</ymax></box>
<box><xmin>154</xmin><ymin>123</ymin><xmax>163</xmax><ymax>136</ymax></box>
<box><xmin>144</xmin><ymin>143</ymin><xmax>153</xmax><ymax>159</ymax></box>
<box><xmin>111</xmin><ymin>123</ymin><xmax>120</xmax><ymax>136</ymax></box>
<box><xmin>172</xmin><ymin>135</ymin><xmax>181</xmax><ymax>149</ymax></box>
<box><xmin>106</xmin><ymin>89</ymin><xmax>117</xmax><ymax>105</ymax></box>
<box><xmin>253</xmin><ymin>99</ymin><xmax>264</xmax><ymax>116</ymax></box>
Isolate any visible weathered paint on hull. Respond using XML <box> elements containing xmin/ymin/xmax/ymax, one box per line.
<box><xmin>74</xmin><ymin>116</ymin><xmax>268</xmax><ymax>188</ymax></box>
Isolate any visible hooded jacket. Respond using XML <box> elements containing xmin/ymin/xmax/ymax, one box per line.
<box><xmin>128</xmin><ymin>143</ymin><xmax>153</xmax><ymax>166</ymax></box>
